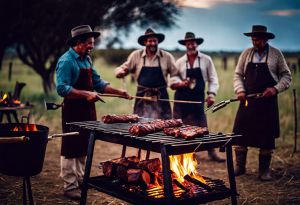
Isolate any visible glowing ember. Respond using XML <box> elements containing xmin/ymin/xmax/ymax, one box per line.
<box><xmin>169</xmin><ymin>153</ymin><xmax>206</xmax><ymax>184</ymax></box>
<box><xmin>12</xmin><ymin>124</ymin><xmax>38</xmax><ymax>132</ymax></box>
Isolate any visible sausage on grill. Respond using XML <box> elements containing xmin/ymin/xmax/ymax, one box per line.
<box><xmin>164</xmin><ymin>126</ymin><xmax>208</xmax><ymax>139</ymax></box>
<box><xmin>128</xmin><ymin>119</ymin><xmax>183</xmax><ymax>136</ymax></box>
<box><xmin>102</xmin><ymin>114</ymin><xmax>139</xmax><ymax>123</ymax></box>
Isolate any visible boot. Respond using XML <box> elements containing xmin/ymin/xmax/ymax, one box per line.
<box><xmin>208</xmin><ymin>149</ymin><xmax>225</xmax><ymax>162</ymax></box>
<box><xmin>234</xmin><ymin>149</ymin><xmax>247</xmax><ymax>176</ymax></box>
<box><xmin>258</xmin><ymin>154</ymin><xmax>272</xmax><ymax>181</ymax></box>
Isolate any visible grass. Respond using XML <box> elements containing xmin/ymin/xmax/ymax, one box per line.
<box><xmin>0</xmin><ymin>53</ymin><xmax>299</xmax><ymax>146</ymax></box>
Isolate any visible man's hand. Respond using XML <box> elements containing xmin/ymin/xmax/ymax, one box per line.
<box><xmin>237</xmin><ymin>91</ymin><xmax>246</xmax><ymax>101</ymax></box>
<box><xmin>118</xmin><ymin>89</ymin><xmax>133</xmax><ymax>100</ymax></box>
<box><xmin>206</xmin><ymin>96</ymin><xmax>215</xmax><ymax>107</ymax></box>
<box><xmin>170</xmin><ymin>80</ymin><xmax>190</xmax><ymax>90</ymax></box>
<box><xmin>86</xmin><ymin>91</ymin><xmax>104</xmax><ymax>102</ymax></box>
<box><xmin>115</xmin><ymin>68</ymin><xmax>128</xmax><ymax>78</ymax></box>
<box><xmin>262</xmin><ymin>87</ymin><xmax>277</xmax><ymax>98</ymax></box>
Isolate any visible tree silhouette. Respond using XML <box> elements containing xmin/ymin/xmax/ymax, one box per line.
<box><xmin>1</xmin><ymin>0</ymin><xmax>179</xmax><ymax>94</ymax></box>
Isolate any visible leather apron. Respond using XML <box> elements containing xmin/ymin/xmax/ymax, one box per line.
<box><xmin>233</xmin><ymin>47</ymin><xmax>279</xmax><ymax>149</ymax></box>
<box><xmin>133</xmin><ymin>57</ymin><xmax>171</xmax><ymax>119</ymax></box>
<box><xmin>173</xmin><ymin>57</ymin><xmax>207</xmax><ymax>127</ymax></box>
<box><xmin>61</xmin><ymin>67</ymin><xmax>96</xmax><ymax>158</ymax></box>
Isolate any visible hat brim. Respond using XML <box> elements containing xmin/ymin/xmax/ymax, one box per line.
<box><xmin>138</xmin><ymin>33</ymin><xmax>165</xmax><ymax>46</ymax></box>
<box><xmin>243</xmin><ymin>32</ymin><xmax>275</xmax><ymax>39</ymax></box>
<box><xmin>67</xmin><ymin>32</ymin><xmax>101</xmax><ymax>46</ymax></box>
<box><xmin>178</xmin><ymin>38</ymin><xmax>204</xmax><ymax>45</ymax></box>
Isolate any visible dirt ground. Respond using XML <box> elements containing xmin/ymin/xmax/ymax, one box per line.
<box><xmin>1</xmin><ymin>138</ymin><xmax>300</xmax><ymax>205</ymax></box>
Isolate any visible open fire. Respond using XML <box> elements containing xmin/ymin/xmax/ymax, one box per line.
<box><xmin>12</xmin><ymin>124</ymin><xmax>38</xmax><ymax>132</ymax></box>
<box><xmin>100</xmin><ymin>152</ymin><xmax>227</xmax><ymax>200</ymax></box>
<box><xmin>0</xmin><ymin>92</ymin><xmax>21</xmax><ymax>107</ymax></box>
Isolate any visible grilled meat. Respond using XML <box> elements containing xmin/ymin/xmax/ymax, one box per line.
<box><xmin>128</xmin><ymin>119</ymin><xmax>183</xmax><ymax>136</ymax></box>
<box><xmin>164</xmin><ymin>126</ymin><xmax>208</xmax><ymax>139</ymax></box>
<box><xmin>102</xmin><ymin>114</ymin><xmax>139</xmax><ymax>123</ymax></box>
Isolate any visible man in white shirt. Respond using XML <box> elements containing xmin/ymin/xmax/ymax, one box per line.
<box><xmin>170</xmin><ymin>32</ymin><xmax>224</xmax><ymax>162</ymax></box>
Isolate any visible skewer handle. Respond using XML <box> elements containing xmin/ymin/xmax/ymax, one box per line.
<box><xmin>48</xmin><ymin>132</ymin><xmax>79</xmax><ymax>140</ymax></box>
<box><xmin>0</xmin><ymin>136</ymin><xmax>28</xmax><ymax>144</ymax></box>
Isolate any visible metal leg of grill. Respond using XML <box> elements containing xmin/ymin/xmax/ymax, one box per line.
<box><xmin>145</xmin><ymin>150</ymin><xmax>150</xmax><ymax>160</ymax></box>
<box><xmin>226</xmin><ymin>145</ymin><xmax>238</xmax><ymax>205</ymax></box>
<box><xmin>121</xmin><ymin>145</ymin><xmax>126</xmax><ymax>157</ymax></box>
<box><xmin>160</xmin><ymin>144</ymin><xmax>174</xmax><ymax>205</ymax></box>
<box><xmin>23</xmin><ymin>178</ymin><xmax>26</xmax><ymax>205</ymax></box>
<box><xmin>22</xmin><ymin>177</ymin><xmax>34</xmax><ymax>205</ymax></box>
<box><xmin>80</xmin><ymin>131</ymin><xmax>96</xmax><ymax>205</ymax></box>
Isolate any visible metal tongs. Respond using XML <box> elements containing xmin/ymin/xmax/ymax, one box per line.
<box><xmin>206</xmin><ymin>92</ymin><xmax>263</xmax><ymax>113</ymax></box>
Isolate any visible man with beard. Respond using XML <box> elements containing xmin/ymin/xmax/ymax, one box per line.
<box><xmin>233</xmin><ymin>25</ymin><xmax>291</xmax><ymax>180</ymax></box>
<box><xmin>115</xmin><ymin>28</ymin><xmax>177</xmax><ymax>119</ymax></box>
<box><xmin>56</xmin><ymin>25</ymin><xmax>131</xmax><ymax>200</ymax></box>
<box><xmin>170</xmin><ymin>32</ymin><xmax>224</xmax><ymax>162</ymax></box>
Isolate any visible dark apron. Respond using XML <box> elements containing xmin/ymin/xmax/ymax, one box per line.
<box><xmin>233</xmin><ymin>47</ymin><xmax>279</xmax><ymax>149</ymax></box>
<box><xmin>173</xmin><ymin>57</ymin><xmax>207</xmax><ymax>127</ymax></box>
<box><xmin>61</xmin><ymin>67</ymin><xmax>97</xmax><ymax>158</ymax></box>
<box><xmin>133</xmin><ymin>57</ymin><xmax>171</xmax><ymax>119</ymax></box>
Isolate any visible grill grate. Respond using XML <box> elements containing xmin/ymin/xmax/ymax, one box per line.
<box><xmin>88</xmin><ymin>175</ymin><xmax>231</xmax><ymax>204</ymax></box>
<box><xmin>67</xmin><ymin>120</ymin><xmax>239</xmax><ymax>154</ymax></box>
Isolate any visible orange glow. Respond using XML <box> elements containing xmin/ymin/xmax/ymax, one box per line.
<box><xmin>169</xmin><ymin>153</ymin><xmax>206</xmax><ymax>184</ymax></box>
<box><xmin>13</xmin><ymin>99</ymin><xmax>21</xmax><ymax>105</ymax></box>
<box><xmin>245</xmin><ymin>99</ymin><xmax>248</xmax><ymax>107</ymax></box>
<box><xmin>12</xmin><ymin>124</ymin><xmax>38</xmax><ymax>132</ymax></box>
<box><xmin>0</xmin><ymin>93</ymin><xmax>8</xmax><ymax>104</ymax></box>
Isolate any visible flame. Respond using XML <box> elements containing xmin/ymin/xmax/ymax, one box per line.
<box><xmin>245</xmin><ymin>99</ymin><xmax>248</xmax><ymax>107</ymax></box>
<box><xmin>169</xmin><ymin>153</ymin><xmax>206</xmax><ymax>184</ymax></box>
<box><xmin>13</xmin><ymin>99</ymin><xmax>21</xmax><ymax>105</ymax></box>
<box><xmin>0</xmin><ymin>93</ymin><xmax>8</xmax><ymax>103</ymax></box>
<box><xmin>12</xmin><ymin>124</ymin><xmax>38</xmax><ymax>132</ymax></box>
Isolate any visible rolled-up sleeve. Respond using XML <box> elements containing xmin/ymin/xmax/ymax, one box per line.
<box><xmin>92</xmin><ymin>68</ymin><xmax>109</xmax><ymax>93</ymax></box>
<box><xmin>56</xmin><ymin>60</ymin><xmax>74</xmax><ymax>97</ymax></box>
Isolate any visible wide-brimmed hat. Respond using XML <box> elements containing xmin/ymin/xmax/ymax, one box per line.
<box><xmin>178</xmin><ymin>32</ymin><xmax>204</xmax><ymax>45</ymax></box>
<box><xmin>244</xmin><ymin>25</ymin><xmax>275</xmax><ymax>39</ymax></box>
<box><xmin>137</xmin><ymin>28</ymin><xmax>165</xmax><ymax>46</ymax></box>
<box><xmin>67</xmin><ymin>25</ymin><xmax>100</xmax><ymax>46</ymax></box>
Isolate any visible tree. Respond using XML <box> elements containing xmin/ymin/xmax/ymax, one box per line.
<box><xmin>1</xmin><ymin>0</ymin><xmax>180</xmax><ymax>95</ymax></box>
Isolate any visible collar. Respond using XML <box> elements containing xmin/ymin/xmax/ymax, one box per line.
<box><xmin>69</xmin><ymin>48</ymin><xmax>89</xmax><ymax>61</ymax></box>
<box><xmin>185</xmin><ymin>51</ymin><xmax>201</xmax><ymax>62</ymax></box>
<box><xmin>141</xmin><ymin>48</ymin><xmax>163</xmax><ymax>58</ymax></box>
<box><xmin>253</xmin><ymin>44</ymin><xmax>268</xmax><ymax>62</ymax></box>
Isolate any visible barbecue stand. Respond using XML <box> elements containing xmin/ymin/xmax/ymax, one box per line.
<box><xmin>67</xmin><ymin>120</ymin><xmax>239</xmax><ymax>205</ymax></box>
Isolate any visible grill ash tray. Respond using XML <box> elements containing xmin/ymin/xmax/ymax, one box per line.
<box><xmin>88</xmin><ymin>175</ymin><xmax>233</xmax><ymax>205</ymax></box>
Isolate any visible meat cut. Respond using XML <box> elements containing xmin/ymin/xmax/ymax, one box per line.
<box><xmin>163</xmin><ymin>126</ymin><xmax>208</xmax><ymax>139</ymax></box>
<box><xmin>102</xmin><ymin>114</ymin><xmax>139</xmax><ymax>123</ymax></box>
<box><xmin>128</xmin><ymin>119</ymin><xmax>183</xmax><ymax>136</ymax></box>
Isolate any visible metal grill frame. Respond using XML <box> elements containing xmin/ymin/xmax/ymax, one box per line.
<box><xmin>67</xmin><ymin>120</ymin><xmax>239</xmax><ymax>205</ymax></box>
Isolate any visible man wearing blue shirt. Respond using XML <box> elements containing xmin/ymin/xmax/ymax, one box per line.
<box><xmin>56</xmin><ymin>25</ymin><xmax>131</xmax><ymax>200</ymax></box>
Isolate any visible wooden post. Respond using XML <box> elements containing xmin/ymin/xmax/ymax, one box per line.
<box><xmin>293</xmin><ymin>89</ymin><xmax>298</xmax><ymax>153</ymax></box>
<box><xmin>8</xmin><ymin>61</ymin><xmax>13</xmax><ymax>81</ymax></box>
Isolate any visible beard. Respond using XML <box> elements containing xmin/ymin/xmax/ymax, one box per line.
<box><xmin>146</xmin><ymin>45</ymin><xmax>158</xmax><ymax>54</ymax></box>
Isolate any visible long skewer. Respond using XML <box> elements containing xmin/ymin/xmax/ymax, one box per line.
<box><xmin>158</xmin><ymin>98</ymin><xmax>203</xmax><ymax>104</ymax></box>
<box><xmin>97</xmin><ymin>93</ymin><xmax>156</xmax><ymax>101</ymax></box>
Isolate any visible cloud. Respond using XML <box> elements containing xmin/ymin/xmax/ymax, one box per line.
<box><xmin>266</xmin><ymin>9</ymin><xmax>300</xmax><ymax>16</ymax></box>
<box><xmin>175</xmin><ymin>0</ymin><xmax>256</xmax><ymax>9</ymax></box>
